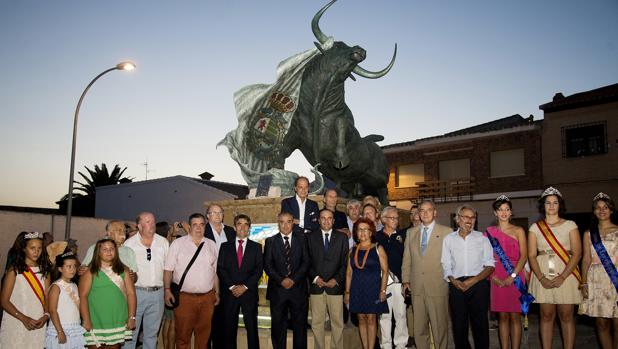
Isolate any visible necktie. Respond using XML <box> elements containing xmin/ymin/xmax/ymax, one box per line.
<box><xmin>284</xmin><ymin>236</ymin><xmax>292</xmax><ymax>276</ymax></box>
<box><xmin>237</xmin><ymin>239</ymin><xmax>244</xmax><ymax>268</ymax></box>
<box><xmin>421</xmin><ymin>226</ymin><xmax>429</xmax><ymax>256</ymax></box>
<box><xmin>324</xmin><ymin>233</ymin><xmax>330</xmax><ymax>254</ymax></box>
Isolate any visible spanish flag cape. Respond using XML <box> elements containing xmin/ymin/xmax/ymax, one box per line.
<box><xmin>536</xmin><ymin>220</ymin><xmax>582</xmax><ymax>283</ymax></box>
<box><xmin>22</xmin><ymin>266</ymin><xmax>46</xmax><ymax>307</ymax></box>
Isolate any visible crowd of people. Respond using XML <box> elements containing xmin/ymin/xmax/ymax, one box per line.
<box><xmin>0</xmin><ymin>177</ymin><xmax>616</xmax><ymax>349</ymax></box>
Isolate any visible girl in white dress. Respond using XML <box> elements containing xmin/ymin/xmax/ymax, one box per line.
<box><xmin>45</xmin><ymin>251</ymin><xmax>86</xmax><ymax>349</ymax></box>
<box><xmin>0</xmin><ymin>231</ymin><xmax>52</xmax><ymax>348</ymax></box>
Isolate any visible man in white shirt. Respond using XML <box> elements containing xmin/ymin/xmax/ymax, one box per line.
<box><xmin>123</xmin><ymin>212</ymin><xmax>170</xmax><ymax>349</ymax></box>
<box><xmin>441</xmin><ymin>205</ymin><xmax>494</xmax><ymax>349</ymax></box>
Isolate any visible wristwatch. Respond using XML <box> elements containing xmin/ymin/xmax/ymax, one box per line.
<box><xmin>510</xmin><ymin>272</ymin><xmax>517</xmax><ymax>278</ymax></box>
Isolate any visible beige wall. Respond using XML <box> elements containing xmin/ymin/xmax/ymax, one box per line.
<box><xmin>542</xmin><ymin>101</ymin><xmax>618</xmax><ymax>212</ymax></box>
<box><xmin>0</xmin><ymin>210</ymin><xmax>109</xmax><ymax>269</ymax></box>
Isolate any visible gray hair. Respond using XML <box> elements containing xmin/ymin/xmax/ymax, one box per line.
<box><xmin>454</xmin><ymin>204</ymin><xmax>477</xmax><ymax>222</ymax></box>
<box><xmin>206</xmin><ymin>204</ymin><xmax>223</xmax><ymax>214</ymax></box>
<box><xmin>418</xmin><ymin>199</ymin><xmax>436</xmax><ymax>210</ymax></box>
<box><xmin>346</xmin><ymin>199</ymin><xmax>361</xmax><ymax>210</ymax></box>
<box><xmin>381</xmin><ymin>206</ymin><xmax>398</xmax><ymax>219</ymax></box>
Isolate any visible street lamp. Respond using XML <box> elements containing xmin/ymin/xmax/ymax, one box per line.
<box><xmin>65</xmin><ymin>61</ymin><xmax>136</xmax><ymax>240</ymax></box>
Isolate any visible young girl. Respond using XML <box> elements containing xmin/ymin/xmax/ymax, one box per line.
<box><xmin>0</xmin><ymin>231</ymin><xmax>52</xmax><ymax>348</ymax></box>
<box><xmin>79</xmin><ymin>238</ymin><xmax>137</xmax><ymax>348</ymax></box>
<box><xmin>45</xmin><ymin>251</ymin><xmax>86</xmax><ymax>349</ymax></box>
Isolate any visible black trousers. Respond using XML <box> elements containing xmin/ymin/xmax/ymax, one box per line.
<box><xmin>269</xmin><ymin>294</ymin><xmax>308</xmax><ymax>349</ymax></box>
<box><xmin>222</xmin><ymin>295</ymin><xmax>260</xmax><ymax>349</ymax></box>
<box><xmin>448</xmin><ymin>279</ymin><xmax>490</xmax><ymax>349</ymax></box>
<box><xmin>209</xmin><ymin>302</ymin><xmax>224</xmax><ymax>348</ymax></box>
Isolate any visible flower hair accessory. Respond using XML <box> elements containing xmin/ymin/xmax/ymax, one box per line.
<box><xmin>541</xmin><ymin>186</ymin><xmax>562</xmax><ymax>199</ymax></box>
<box><xmin>25</xmin><ymin>232</ymin><xmax>43</xmax><ymax>239</ymax></box>
<box><xmin>593</xmin><ymin>192</ymin><xmax>611</xmax><ymax>202</ymax></box>
<box><xmin>496</xmin><ymin>194</ymin><xmax>510</xmax><ymax>202</ymax></box>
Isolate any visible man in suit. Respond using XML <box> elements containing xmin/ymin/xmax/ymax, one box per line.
<box><xmin>307</xmin><ymin>209</ymin><xmax>349</xmax><ymax>349</ymax></box>
<box><xmin>217</xmin><ymin>214</ymin><xmax>263</xmax><ymax>349</ymax></box>
<box><xmin>280</xmin><ymin>176</ymin><xmax>319</xmax><ymax>233</ymax></box>
<box><xmin>401</xmin><ymin>200</ymin><xmax>452</xmax><ymax>349</ymax></box>
<box><xmin>264</xmin><ymin>211</ymin><xmax>311</xmax><ymax>349</ymax></box>
<box><xmin>204</xmin><ymin>203</ymin><xmax>236</xmax><ymax>348</ymax></box>
<box><xmin>322</xmin><ymin>188</ymin><xmax>348</xmax><ymax>231</ymax></box>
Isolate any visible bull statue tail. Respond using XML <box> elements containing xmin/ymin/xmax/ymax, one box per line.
<box><xmin>308</xmin><ymin>163</ymin><xmax>325</xmax><ymax>195</ymax></box>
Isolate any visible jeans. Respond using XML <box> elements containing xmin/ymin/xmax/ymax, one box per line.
<box><xmin>123</xmin><ymin>288</ymin><xmax>165</xmax><ymax>349</ymax></box>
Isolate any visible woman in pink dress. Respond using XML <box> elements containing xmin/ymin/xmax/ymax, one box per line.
<box><xmin>486</xmin><ymin>195</ymin><xmax>528</xmax><ymax>349</ymax></box>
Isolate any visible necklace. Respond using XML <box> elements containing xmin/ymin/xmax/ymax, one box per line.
<box><xmin>354</xmin><ymin>244</ymin><xmax>371</xmax><ymax>269</ymax></box>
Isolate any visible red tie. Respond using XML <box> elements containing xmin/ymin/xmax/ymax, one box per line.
<box><xmin>237</xmin><ymin>240</ymin><xmax>244</xmax><ymax>268</ymax></box>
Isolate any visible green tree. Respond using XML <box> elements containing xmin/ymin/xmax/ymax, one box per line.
<box><xmin>57</xmin><ymin>163</ymin><xmax>133</xmax><ymax>216</ymax></box>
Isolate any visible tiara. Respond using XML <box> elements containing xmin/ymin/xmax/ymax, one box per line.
<box><xmin>541</xmin><ymin>186</ymin><xmax>562</xmax><ymax>198</ymax></box>
<box><xmin>593</xmin><ymin>192</ymin><xmax>611</xmax><ymax>202</ymax></box>
<box><xmin>496</xmin><ymin>194</ymin><xmax>510</xmax><ymax>202</ymax></box>
<box><xmin>25</xmin><ymin>232</ymin><xmax>42</xmax><ymax>239</ymax></box>
<box><xmin>60</xmin><ymin>251</ymin><xmax>74</xmax><ymax>258</ymax></box>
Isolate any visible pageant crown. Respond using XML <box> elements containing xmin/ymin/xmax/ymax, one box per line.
<box><xmin>541</xmin><ymin>186</ymin><xmax>562</xmax><ymax>198</ymax></box>
<box><xmin>496</xmin><ymin>194</ymin><xmax>510</xmax><ymax>202</ymax></box>
<box><xmin>24</xmin><ymin>232</ymin><xmax>42</xmax><ymax>239</ymax></box>
<box><xmin>593</xmin><ymin>192</ymin><xmax>611</xmax><ymax>202</ymax></box>
<box><xmin>60</xmin><ymin>251</ymin><xmax>74</xmax><ymax>258</ymax></box>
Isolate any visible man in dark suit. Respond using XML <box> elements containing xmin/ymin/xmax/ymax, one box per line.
<box><xmin>217</xmin><ymin>214</ymin><xmax>263</xmax><ymax>349</ymax></box>
<box><xmin>307</xmin><ymin>209</ymin><xmax>349</xmax><ymax>349</ymax></box>
<box><xmin>264</xmin><ymin>211</ymin><xmax>311</xmax><ymax>349</ymax></box>
<box><xmin>204</xmin><ymin>203</ymin><xmax>236</xmax><ymax>348</ymax></box>
<box><xmin>323</xmin><ymin>188</ymin><xmax>348</xmax><ymax>231</ymax></box>
<box><xmin>280</xmin><ymin>176</ymin><xmax>319</xmax><ymax>233</ymax></box>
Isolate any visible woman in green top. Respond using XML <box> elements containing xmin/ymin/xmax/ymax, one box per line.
<box><xmin>79</xmin><ymin>238</ymin><xmax>137</xmax><ymax>348</ymax></box>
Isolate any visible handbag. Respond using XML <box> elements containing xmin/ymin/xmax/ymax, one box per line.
<box><xmin>166</xmin><ymin>241</ymin><xmax>204</xmax><ymax>309</ymax></box>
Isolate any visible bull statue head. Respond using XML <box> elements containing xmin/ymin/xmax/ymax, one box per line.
<box><xmin>312</xmin><ymin>0</ymin><xmax>397</xmax><ymax>80</ymax></box>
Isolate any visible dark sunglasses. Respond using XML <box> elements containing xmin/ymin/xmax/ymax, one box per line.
<box><xmin>146</xmin><ymin>248</ymin><xmax>152</xmax><ymax>261</ymax></box>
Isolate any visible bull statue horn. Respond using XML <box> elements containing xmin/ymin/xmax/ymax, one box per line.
<box><xmin>311</xmin><ymin>0</ymin><xmax>336</xmax><ymax>45</ymax></box>
<box><xmin>312</xmin><ymin>0</ymin><xmax>397</xmax><ymax>79</ymax></box>
<box><xmin>353</xmin><ymin>43</ymin><xmax>397</xmax><ymax>79</ymax></box>
<box><xmin>308</xmin><ymin>164</ymin><xmax>325</xmax><ymax>195</ymax></box>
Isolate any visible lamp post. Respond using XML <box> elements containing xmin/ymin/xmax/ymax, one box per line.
<box><xmin>64</xmin><ymin>61</ymin><xmax>136</xmax><ymax>240</ymax></box>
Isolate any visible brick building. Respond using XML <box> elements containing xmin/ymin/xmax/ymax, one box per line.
<box><xmin>539</xmin><ymin>83</ymin><xmax>618</xmax><ymax>230</ymax></box>
<box><xmin>383</xmin><ymin>114</ymin><xmax>543</xmax><ymax>230</ymax></box>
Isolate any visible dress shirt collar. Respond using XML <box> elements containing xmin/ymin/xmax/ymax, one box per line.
<box><xmin>279</xmin><ymin>232</ymin><xmax>293</xmax><ymax>245</ymax></box>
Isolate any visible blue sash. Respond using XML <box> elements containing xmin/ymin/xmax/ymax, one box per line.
<box><xmin>590</xmin><ymin>226</ymin><xmax>618</xmax><ymax>306</ymax></box>
<box><xmin>485</xmin><ymin>229</ymin><xmax>535</xmax><ymax>315</ymax></box>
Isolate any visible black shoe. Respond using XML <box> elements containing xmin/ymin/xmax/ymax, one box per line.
<box><xmin>407</xmin><ymin>337</ymin><xmax>416</xmax><ymax>348</ymax></box>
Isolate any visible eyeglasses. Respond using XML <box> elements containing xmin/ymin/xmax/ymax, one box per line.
<box><xmin>384</xmin><ymin>216</ymin><xmax>399</xmax><ymax>220</ymax></box>
<box><xmin>146</xmin><ymin>248</ymin><xmax>151</xmax><ymax>261</ymax></box>
<box><xmin>458</xmin><ymin>215</ymin><xmax>476</xmax><ymax>221</ymax></box>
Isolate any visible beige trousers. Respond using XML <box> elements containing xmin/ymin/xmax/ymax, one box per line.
<box><xmin>310</xmin><ymin>293</ymin><xmax>345</xmax><ymax>349</ymax></box>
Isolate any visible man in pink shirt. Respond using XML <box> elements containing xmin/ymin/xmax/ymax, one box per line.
<box><xmin>164</xmin><ymin>213</ymin><xmax>220</xmax><ymax>349</ymax></box>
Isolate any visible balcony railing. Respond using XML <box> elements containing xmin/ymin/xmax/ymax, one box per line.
<box><xmin>414</xmin><ymin>177</ymin><xmax>476</xmax><ymax>202</ymax></box>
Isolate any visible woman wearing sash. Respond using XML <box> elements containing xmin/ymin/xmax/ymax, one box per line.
<box><xmin>79</xmin><ymin>238</ymin><xmax>137</xmax><ymax>348</ymax></box>
<box><xmin>581</xmin><ymin>193</ymin><xmax>618</xmax><ymax>349</ymax></box>
<box><xmin>528</xmin><ymin>187</ymin><xmax>582</xmax><ymax>349</ymax></box>
<box><xmin>486</xmin><ymin>195</ymin><xmax>528</xmax><ymax>349</ymax></box>
<box><xmin>0</xmin><ymin>231</ymin><xmax>52</xmax><ymax>348</ymax></box>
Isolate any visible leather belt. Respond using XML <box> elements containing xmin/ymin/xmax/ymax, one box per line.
<box><xmin>136</xmin><ymin>286</ymin><xmax>162</xmax><ymax>292</ymax></box>
<box><xmin>180</xmin><ymin>289</ymin><xmax>214</xmax><ymax>296</ymax></box>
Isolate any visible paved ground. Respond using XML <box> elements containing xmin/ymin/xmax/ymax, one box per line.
<box><xmin>152</xmin><ymin>307</ymin><xmax>600</xmax><ymax>348</ymax></box>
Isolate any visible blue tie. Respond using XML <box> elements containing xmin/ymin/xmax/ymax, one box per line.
<box><xmin>324</xmin><ymin>233</ymin><xmax>330</xmax><ymax>254</ymax></box>
<box><xmin>421</xmin><ymin>227</ymin><xmax>429</xmax><ymax>256</ymax></box>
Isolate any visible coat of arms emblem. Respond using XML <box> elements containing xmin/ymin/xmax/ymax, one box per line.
<box><xmin>247</xmin><ymin>92</ymin><xmax>296</xmax><ymax>162</ymax></box>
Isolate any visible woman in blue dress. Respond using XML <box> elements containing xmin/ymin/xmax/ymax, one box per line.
<box><xmin>344</xmin><ymin>217</ymin><xmax>389</xmax><ymax>349</ymax></box>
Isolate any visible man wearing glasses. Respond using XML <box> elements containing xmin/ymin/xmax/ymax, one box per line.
<box><xmin>124</xmin><ymin>211</ymin><xmax>170</xmax><ymax>349</ymax></box>
<box><xmin>441</xmin><ymin>205</ymin><xmax>494</xmax><ymax>349</ymax></box>
<box><xmin>375</xmin><ymin>206</ymin><xmax>408</xmax><ymax>349</ymax></box>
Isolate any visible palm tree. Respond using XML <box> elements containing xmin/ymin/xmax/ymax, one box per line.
<box><xmin>57</xmin><ymin>163</ymin><xmax>133</xmax><ymax>216</ymax></box>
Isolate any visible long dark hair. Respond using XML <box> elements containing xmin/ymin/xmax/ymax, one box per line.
<box><xmin>51</xmin><ymin>252</ymin><xmax>79</xmax><ymax>283</ymax></box>
<box><xmin>89</xmin><ymin>238</ymin><xmax>125</xmax><ymax>275</ymax></box>
<box><xmin>9</xmin><ymin>232</ymin><xmax>52</xmax><ymax>277</ymax></box>
<box><xmin>591</xmin><ymin>197</ymin><xmax>618</xmax><ymax>227</ymax></box>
